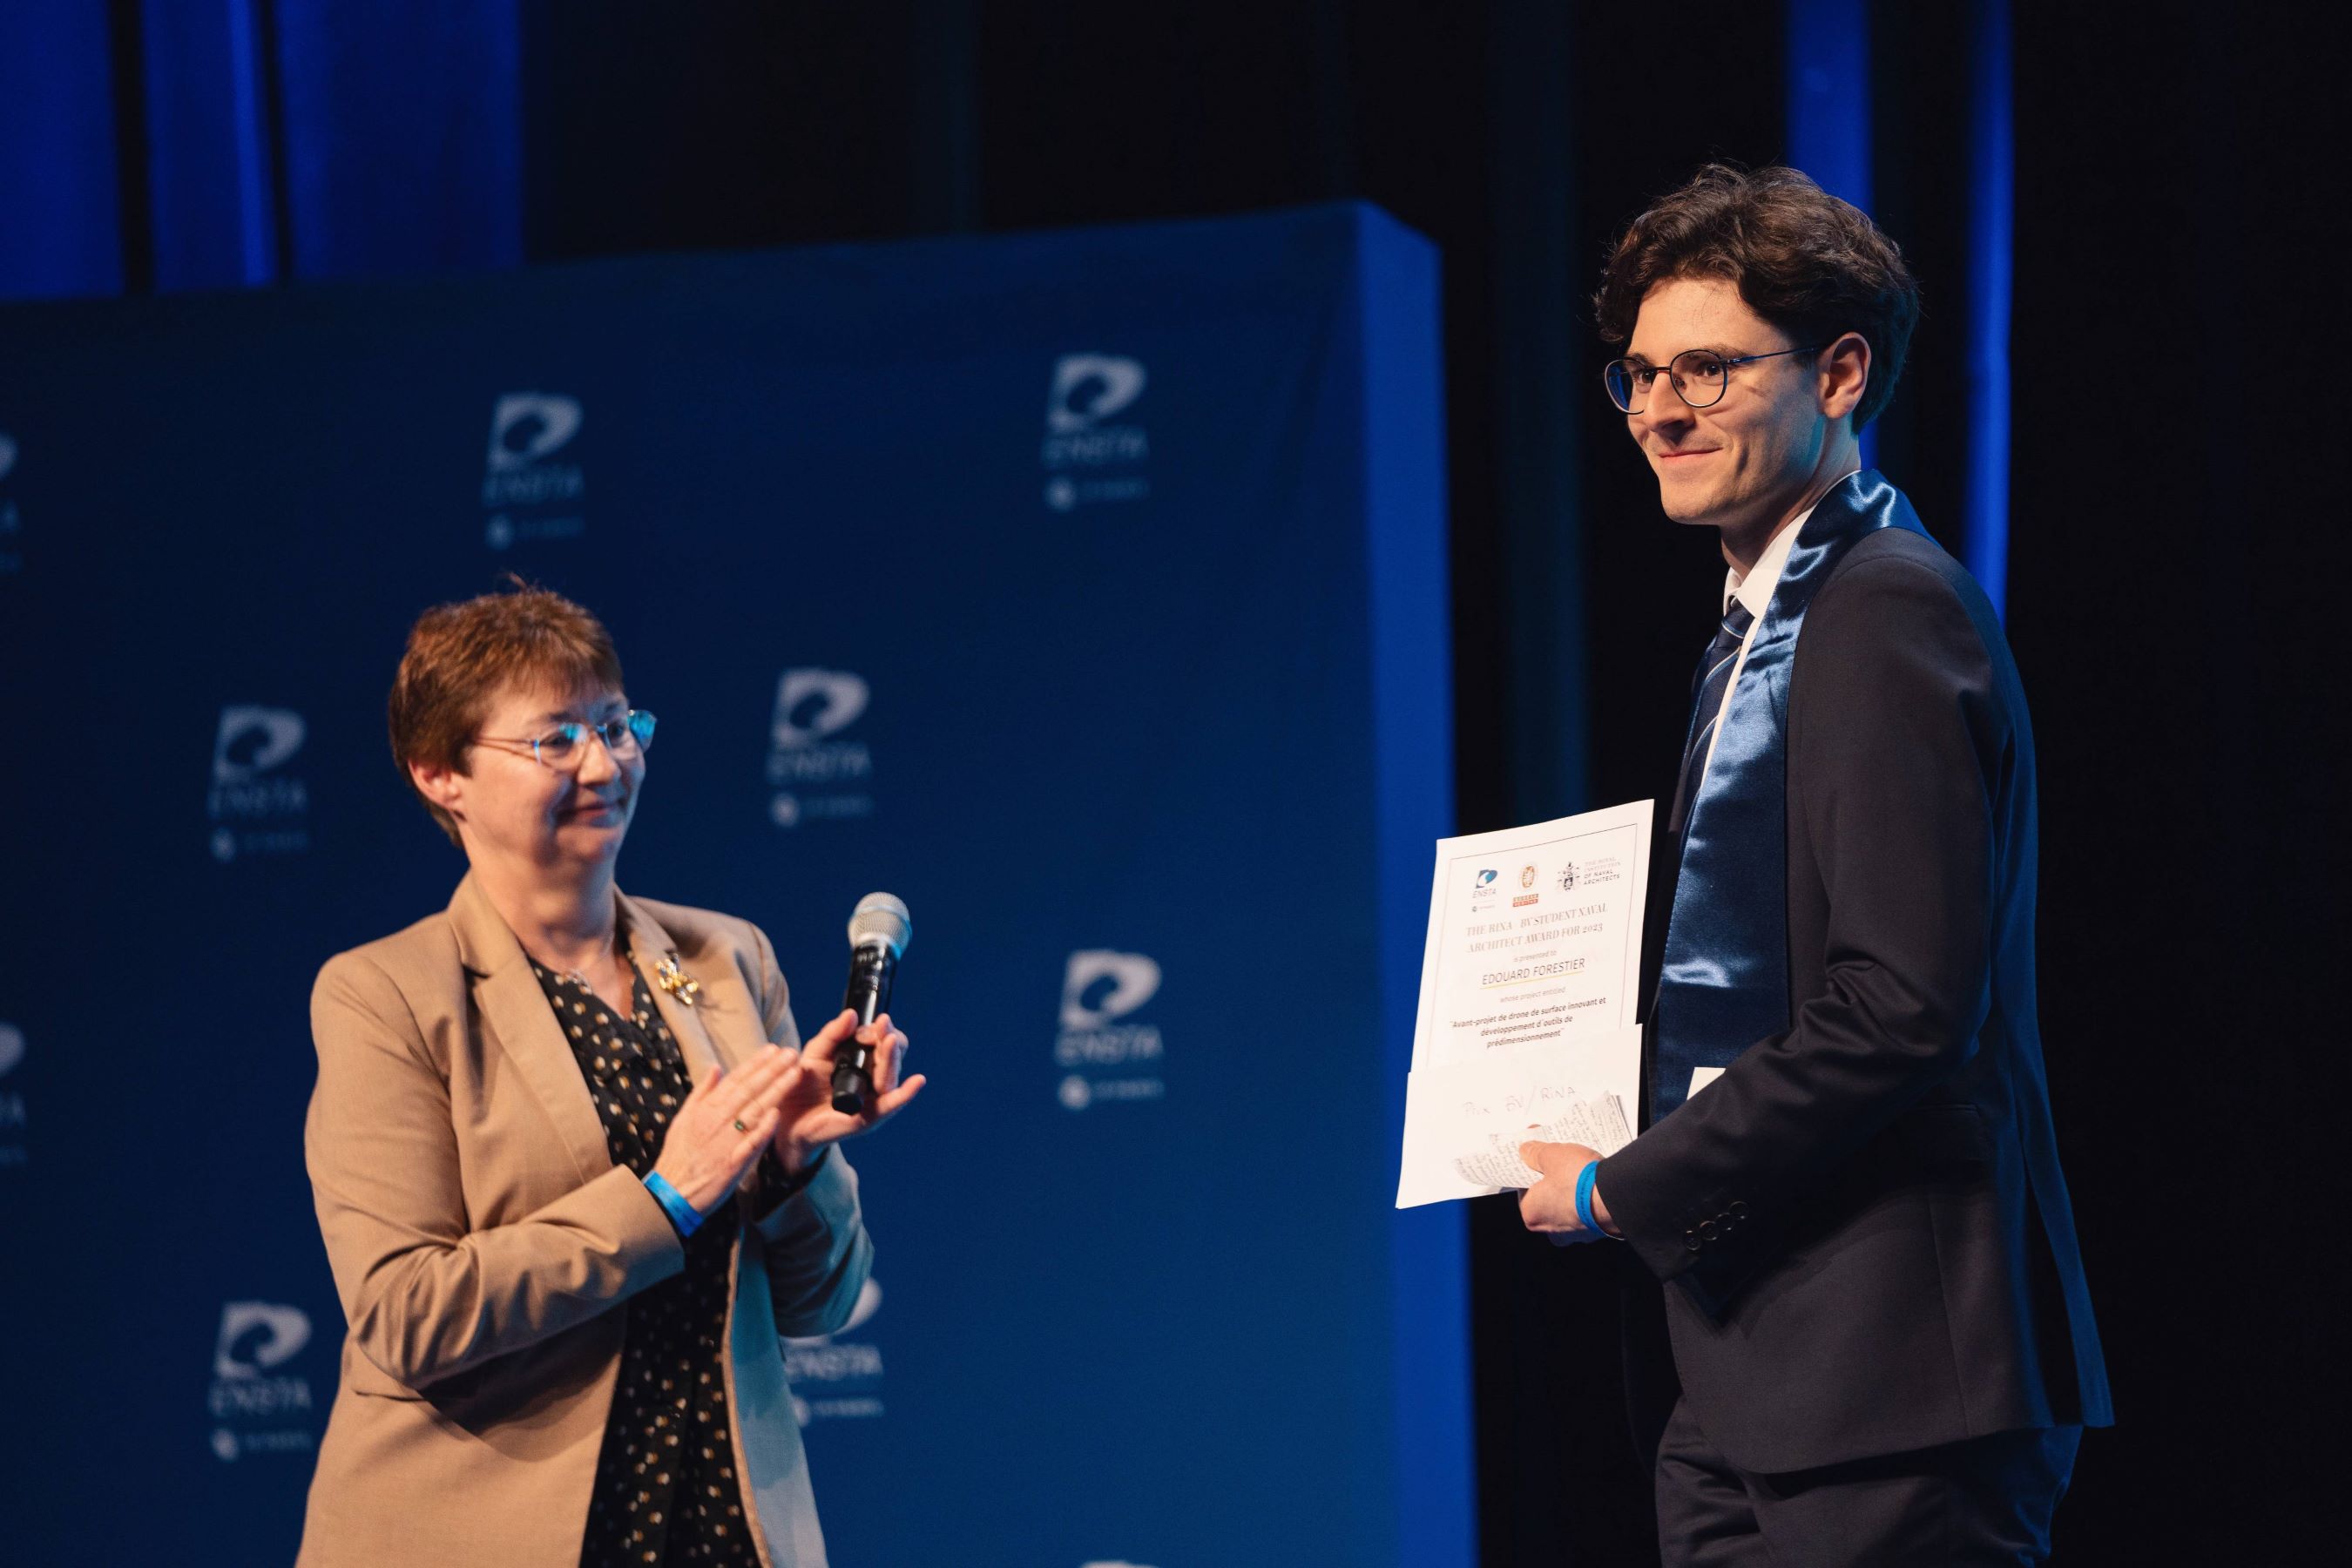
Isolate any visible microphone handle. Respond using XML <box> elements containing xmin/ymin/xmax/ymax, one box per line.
<box><xmin>832</xmin><ymin>943</ymin><xmax>898</xmax><ymax>1112</ymax></box>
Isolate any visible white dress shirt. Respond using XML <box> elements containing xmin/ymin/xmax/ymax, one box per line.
<box><xmin>1696</xmin><ymin>492</ymin><xmax>1833</xmax><ymax>788</ymax></box>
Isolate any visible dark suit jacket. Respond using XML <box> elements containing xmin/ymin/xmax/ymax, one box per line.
<box><xmin>1598</xmin><ymin>524</ymin><xmax>2113</xmax><ymax>1475</ymax></box>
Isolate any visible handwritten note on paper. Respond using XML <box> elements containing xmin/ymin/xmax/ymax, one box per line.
<box><xmin>1450</xmin><ymin>1093</ymin><xmax>1633</xmax><ymax>1189</ymax></box>
<box><xmin>1396</xmin><ymin>1028</ymin><xmax>1643</xmax><ymax>1206</ymax></box>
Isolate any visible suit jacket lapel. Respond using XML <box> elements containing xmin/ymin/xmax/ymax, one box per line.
<box><xmin>618</xmin><ymin>890</ymin><xmax>773</xmax><ymax>1087</ymax></box>
<box><xmin>447</xmin><ymin>872</ymin><xmax>613</xmax><ymax>1188</ymax></box>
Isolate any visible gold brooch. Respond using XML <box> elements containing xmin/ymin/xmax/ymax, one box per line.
<box><xmin>653</xmin><ymin>954</ymin><xmax>703</xmax><ymax>1007</ymax></box>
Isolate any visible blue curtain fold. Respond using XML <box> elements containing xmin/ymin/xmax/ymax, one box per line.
<box><xmin>1</xmin><ymin>0</ymin><xmax>520</xmax><ymax>302</ymax></box>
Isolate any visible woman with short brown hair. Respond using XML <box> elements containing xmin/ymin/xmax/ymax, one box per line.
<box><xmin>296</xmin><ymin>583</ymin><xmax>923</xmax><ymax>1568</ymax></box>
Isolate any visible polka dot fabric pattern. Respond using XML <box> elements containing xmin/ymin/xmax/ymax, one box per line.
<box><xmin>529</xmin><ymin>959</ymin><xmax>760</xmax><ymax>1567</ymax></box>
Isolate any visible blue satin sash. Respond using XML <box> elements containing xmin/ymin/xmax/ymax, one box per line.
<box><xmin>1651</xmin><ymin>470</ymin><xmax>1929</xmax><ymax>1119</ymax></box>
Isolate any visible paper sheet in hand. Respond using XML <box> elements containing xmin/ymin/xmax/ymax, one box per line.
<box><xmin>1396</xmin><ymin>801</ymin><xmax>1653</xmax><ymax>1207</ymax></box>
<box><xmin>1396</xmin><ymin>1032</ymin><xmax>1639</xmax><ymax>1205</ymax></box>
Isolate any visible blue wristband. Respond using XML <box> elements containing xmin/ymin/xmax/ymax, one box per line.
<box><xmin>1573</xmin><ymin>1160</ymin><xmax>1602</xmax><ymax>1234</ymax></box>
<box><xmin>642</xmin><ymin>1171</ymin><xmax>703</xmax><ymax>1239</ymax></box>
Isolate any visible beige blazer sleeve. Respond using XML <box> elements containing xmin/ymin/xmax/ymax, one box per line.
<box><xmin>306</xmin><ymin>950</ymin><xmax>686</xmax><ymax>1391</ymax></box>
<box><xmin>745</xmin><ymin>923</ymin><xmax>875</xmax><ymax>1339</ymax></box>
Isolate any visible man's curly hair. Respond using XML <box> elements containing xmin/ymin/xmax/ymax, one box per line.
<box><xmin>1594</xmin><ymin>164</ymin><xmax>1921</xmax><ymax>431</ymax></box>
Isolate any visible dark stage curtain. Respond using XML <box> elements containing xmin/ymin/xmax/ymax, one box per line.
<box><xmin>2004</xmin><ymin>7</ymin><xmax>2341</xmax><ymax>1558</ymax></box>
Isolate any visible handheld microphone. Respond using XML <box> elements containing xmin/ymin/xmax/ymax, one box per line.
<box><xmin>833</xmin><ymin>892</ymin><xmax>911</xmax><ymax>1113</ymax></box>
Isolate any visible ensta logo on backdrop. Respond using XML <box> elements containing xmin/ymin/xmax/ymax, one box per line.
<box><xmin>208</xmin><ymin>1300</ymin><xmax>319</xmax><ymax>1462</ymax></box>
<box><xmin>207</xmin><ymin>705</ymin><xmax>311</xmax><ymax>862</ymax></box>
<box><xmin>767</xmin><ymin>667</ymin><xmax>875</xmax><ymax>829</ymax></box>
<box><xmin>0</xmin><ymin>429</ymin><xmax>22</xmax><ymax>575</ymax></box>
<box><xmin>782</xmin><ymin>1275</ymin><xmax>886</xmax><ymax>1428</ymax></box>
<box><xmin>481</xmin><ymin>390</ymin><xmax>586</xmax><ymax>550</ymax></box>
<box><xmin>1055</xmin><ymin>950</ymin><xmax>1166</xmax><ymax>1111</ymax></box>
<box><xmin>0</xmin><ymin>1022</ymin><xmax>27</xmax><ymax>1166</ymax></box>
<box><xmin>1040</xmin><ymin>352</ymin><xmax>1151</xmax><ymax>513</ymax></box>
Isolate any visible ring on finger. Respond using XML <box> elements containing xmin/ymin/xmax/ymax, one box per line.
<box><xmin>733</xmin><ymin>1118</ymin><xmax>748</xmax><ymax>1132</ymax></box>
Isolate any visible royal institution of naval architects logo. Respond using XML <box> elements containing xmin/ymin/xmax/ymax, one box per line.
<box><xmin>208</xmin><ymin>1300</ymin><xmax>319</xmax><ymax>1462</ymax></box>
<box><xmin>480</xmin><ymin>391</ymin><xmax>586</xmax><ymax>549</ymax></box>
<box><xmin>1040</xmin><ymin>352</ymin><xmax>1151</xmax><ymax>513</ymax></box>
<box><xmin>1055</xmin><ymin>950</ymin><xmax>1166</xmax><ymax>1110</ymax></box>
<box><xmin>0</xmin><ymin>1022</ymin><xmax>27</xmax><ymax>1168</ymax></box>
<box><xmin>782</xmin><ymin>1277</ymin><xmax>885</xmax><ymax>1425</ymax></box>
<box><xmin>0</xmin><ymin>429</ymin><xmax>23</xmax><ymax>574</ymax></box>
<box><xmin>207</xmin><ymin>705</ymin><xmax>310</xmax><ymax>862</ymax></box>
<box><xmin>767</xmin><ymin>668</ymin><xmax>875</xmax><ymax>828</ymax></box>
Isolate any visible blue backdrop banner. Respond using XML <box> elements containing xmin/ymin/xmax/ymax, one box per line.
<box><xmin>0</xmin><ymin>202</ymin><xmax>1467</xmax><ymax>1566</ymax></box>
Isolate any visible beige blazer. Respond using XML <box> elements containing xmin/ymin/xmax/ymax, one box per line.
<box><xmin>297</xmin><ymin>873</ymin><xmax>870</xmax><ymax>1568</ymax></box>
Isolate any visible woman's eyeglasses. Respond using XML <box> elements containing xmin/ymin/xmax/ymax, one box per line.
<box><xmin>476</xmin><ymin>710</ymin><xmax>657</xmax><ymax>773</ymax></box>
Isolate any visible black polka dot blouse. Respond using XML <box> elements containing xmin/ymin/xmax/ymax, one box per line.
<box><xmin>529</xmin><ymin>957</ymin><xmax>760</xmax><ymax>1568</ymax></box>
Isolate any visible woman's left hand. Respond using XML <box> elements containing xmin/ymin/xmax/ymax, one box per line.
<box><xmin>770</xmin><ymin>1010</ymin><xmax>925</xmax><ymax>1172</ymax></box>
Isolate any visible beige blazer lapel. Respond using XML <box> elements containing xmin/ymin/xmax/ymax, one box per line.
<box><xmin>446</xmin><ymin>872</ymin><xmax>613</xmax><ymax>1188</ymax></box>
<box><xmin>618</xmin><ymin>889</ymin><xmax>774</xmax><ymax>1084</ymax></box>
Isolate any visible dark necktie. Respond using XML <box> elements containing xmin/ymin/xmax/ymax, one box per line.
<box><xmin>1667</xmin><ymin>599</ymin><xmax>1755</xmax><ymax>835</ymax></box>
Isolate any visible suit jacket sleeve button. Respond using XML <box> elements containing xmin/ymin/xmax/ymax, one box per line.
<box><xmin>1682</xmin><ymin>1229</ymin><xmax>1702</xmax><ymax>1252</ymax></box>
<box><xmin>1697</xmin><ymin>1219</ymin><xmax>1718</xmax><ymax>1241</ymax></box>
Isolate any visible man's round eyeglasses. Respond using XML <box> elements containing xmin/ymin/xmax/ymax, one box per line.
<box><xmin>1602</xmin><ymin>344</ymin><xmax>1829</xmax><ymax>415</ymax></box>
<box><xmin>476</xmin><ymin>710</ymin><xmax>658</xmax><ymax>773</ymax></box>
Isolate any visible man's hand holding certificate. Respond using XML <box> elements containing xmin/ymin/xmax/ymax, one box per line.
<box><xmin>1396</xmin><ymin>801</ymin><xmax>1652</xmax><ymax>1210</ymax></box>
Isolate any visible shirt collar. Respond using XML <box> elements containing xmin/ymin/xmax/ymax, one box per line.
<box><xmin>1722</xmin><ymin>499</ymin><xmax>1819</xmax><ymax>619</ymax></box>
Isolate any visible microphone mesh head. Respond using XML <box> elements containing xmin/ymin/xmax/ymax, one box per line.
<box><xmin>847</xmin><ymin>892</ymin><xmax>911</xmax><ymax>957</ymax></box>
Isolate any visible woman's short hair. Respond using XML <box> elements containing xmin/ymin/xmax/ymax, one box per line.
<box><xmin>1593</xmin><ymin>163</ymin><xmax>1921</xmax><ymax>432</ymax></box>
<box><xmin>388</xmin><ymin>582</ymin><xmax>623</xmax><ymax>843</ymax></box>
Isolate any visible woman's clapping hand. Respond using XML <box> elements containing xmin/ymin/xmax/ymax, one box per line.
<box><xmin>649</xmin><ymin>1045</ymin><xmax>804</xmax><ymax>1214</ymax></box>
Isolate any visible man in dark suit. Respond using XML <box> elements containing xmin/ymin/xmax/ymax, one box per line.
<box><xmin>1514</xmin><ymin>166</ymin><xmax>2112</xmax><ymax>1565</ymax></box>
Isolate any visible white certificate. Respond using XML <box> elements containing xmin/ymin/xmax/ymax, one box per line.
<box><xmin>1396</xmin><ymin>800</ymin><xmax>1654</xmax><ymax>1207</ymax></box>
